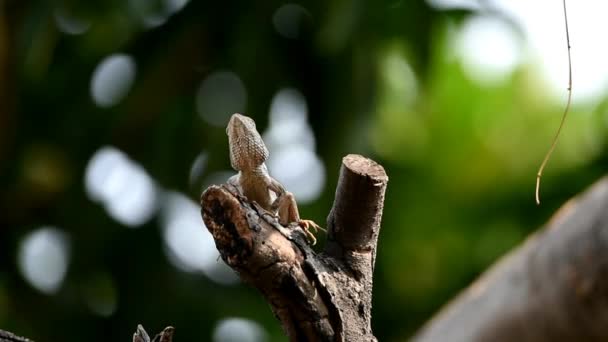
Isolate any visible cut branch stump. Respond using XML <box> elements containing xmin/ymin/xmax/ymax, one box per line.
<box><xmin>201</xmin><ymin>154</ymin><xmax>388</xmax><ymax>341</ymax></box>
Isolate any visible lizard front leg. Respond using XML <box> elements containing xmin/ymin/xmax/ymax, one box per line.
<box><xmin>269</xmin><ymin>179</ymin><xmax>323</xmax><ymax>245</ymax></box>
<box><xmin>225</xmin><ymin>174</ymin><xmax>245</xmax><ymax>199</ymax></box>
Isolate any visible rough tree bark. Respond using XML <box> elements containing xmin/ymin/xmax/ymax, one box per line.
<box><xmin>0</xmin><ymin>325</ymin><xmax>173</xmax><ymax>342</ymax></box>
<box><xmin>200</xmin><ymin>154</ymin><xmax>388</xmax><ymax>342</ymax></box>
<box><xmin>414</xmin><ymin>176</ymin><xmax>608</xmax><ymax>342</ymax></box>
<box><xmin>0</xmin><ymin>329</ymin><xmax>32</xmax><ymax>342</ymax></box>
<box><xmin>133</xmin><ymin>325</ymin><xmax>174</xmax><ymax>342</ymax></box>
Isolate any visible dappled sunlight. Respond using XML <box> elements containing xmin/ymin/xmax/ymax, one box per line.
<box><xmin>18</xmin><ymin>227</ymin><xmax>70</xmax><ymax>295</ymax></box>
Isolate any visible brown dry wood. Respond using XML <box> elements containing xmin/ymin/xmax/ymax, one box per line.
<box><xmin>414</xmin><ymin>176</ymin><xmax>608</xmax><ymax>342</ymax></box>
<box><xmin>0</xmin><ymin>325</ymin><xmax>173</xmax><ymax>342</ymax></box>
<box><xmin>133</xmin><ymin>325</ymin><xmax>175</xmax><ymax>342</ymax></box>
<box><xmin>201</xmin><ymin>154</ymin><xmax>388</xmax><ymax>342</ymax></box>
<box><xmin>0</xmin><ymin>329</ymin><xmax>32</xmax><ymax>342</ymax></box>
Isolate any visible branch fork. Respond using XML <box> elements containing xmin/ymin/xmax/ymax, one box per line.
<box><xmin>201</xmin><ymin>154</ymin><xmax>388</xmax><ymax>341</ymax></box>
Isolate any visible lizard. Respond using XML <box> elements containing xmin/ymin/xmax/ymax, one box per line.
<box><xmin>225</xmin><ymin>113</ymin><xmax>323</xmax><ymax>245</ymax></box>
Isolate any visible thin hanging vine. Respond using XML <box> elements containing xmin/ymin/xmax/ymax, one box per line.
<box><xmin>535</xmin><ymin>0</ymin><xmax>572</xmax><ymax>205</ymax></box>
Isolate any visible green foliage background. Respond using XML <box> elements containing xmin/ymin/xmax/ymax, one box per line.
<box><xmin>0</xmin><ymin>1</ymin><xmax>606</xmax><ymax>341</ymax></box>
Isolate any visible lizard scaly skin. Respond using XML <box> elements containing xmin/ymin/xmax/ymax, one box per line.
<box><xmin>226</xmin><ymin>113</ymin><xmax>322</xmax><ymax>244</ymax></box>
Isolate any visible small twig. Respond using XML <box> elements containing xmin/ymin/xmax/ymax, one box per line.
<box><xmin>133</xmin><ymin>325</ymin><xmax>174</xmax><ymax>342</ymax></box>
<box><xmin>152</xmin><ymin>326</ymin><xmax>175</xmax><ymax>342</ymax></box>
<box><xmin>535</xmin><ymin>0</ymin><xmax>572</xmax><ymax>205</ymax></box>
<box><xmin>133</xmin><ymin>325</ymin><xmax>151</xmax><ymax>342</ymax></box>
<box><xmin>0</xmin><ymin>329</ymin><xmax>33</xmax><ymax>342</ymax></box>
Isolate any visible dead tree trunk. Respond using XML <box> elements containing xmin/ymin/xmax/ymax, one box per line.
<box><xmin>200</xmin><ymin>154</ymin><xmax>388</xmax><ymax>342</ymax></box>
<box><xmin>414</xmin><ymin>176</ymin><xmax>608</xmax><ymax>342</ymax></box>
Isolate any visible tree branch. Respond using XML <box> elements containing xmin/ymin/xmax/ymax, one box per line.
<box><xmin>0</xmin><ymin>329</ymin><xmax>33</xmax><ymax>342</ymax></box>
<box><xmin>200</xmin><ymin>154</ymin><xmax>388</xmax><ymax>341</ymax></box>
<box><xmin>414</xmin><ymin>176</ymin><xmax>608</xmax><ymax>342</ymax></box>
<box><xmin>133</xmin><ymin>325</ymin><xmax>174</xmax><ymax>342</ymax></box>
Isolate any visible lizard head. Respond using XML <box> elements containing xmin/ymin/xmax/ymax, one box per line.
<box><xmin>227</xmin><ymin>113</ymin><xmax>270</xmax><ymax>171</ymax></box>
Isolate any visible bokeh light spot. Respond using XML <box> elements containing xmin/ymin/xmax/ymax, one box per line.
<box><xmin>128</xmin><ymin>0</ymin><xmax>190</xmax><ymax>28</ymax></box>
<box><xmin>85</xmin><ymin>146</ymin><xmax>158</xmax><ymax>227</ymax></box>
<box><xmin>213</xmin><ymin>318</ymin><xmax>268</xmax><ymax>342</ymax></box>
<box><xmin>426</xmin><ymin>0</ymin><xmax>481</xmax><ymax>10</ymax></box>
<box><xmin>90</xmin><ymin>54</ymin><xmax>136</xmax><ymax>108</ymax></box>
<box><xmin>161</xmin><ymin>191</ymin><xmax>239</xmax><ymax>285</ymax></box>
<box><xmin>264</xmin><ymin>88</ymin><xmax>324</xmax><ymax>203</ymax></box>
<box><xmin>18</xmin><ymin>227</ymin><xmax>70</xmax><ymax>295</ymax></box>
<box><xmin>490</xmin><ymin>0</ymin><xmax>608</xmax><ymax>104</ymax></box>
<box><xmin>53</xmin><ymin>8</ymin><xmax>91</xmax><ymax>35</ymax></box>
<box><xmin>264</xmin><ymin>88</ymin><xmax>315</xmax><ymax>151</ymax></box>
<box><xmin>165</xmin><ymin>0</ymin><xmax>190</xmax><ymax>13</ymax></box>
<box><xmin>267</xmin><ymin>145</ymin><xmax>325</xmax><ymax>203</ymax></box>
<box><xmin>380</xmin><ymin>44</ymin><xmax>419</xmax><ymax>106</ymax></box>
<box><xmin>196</xmin><ymin>71</ymin><xmax>247</xmax><ymax>127</ymax></box>
<box><xmin>269</xmin><ymin>88</ymin><xmax>308</xmax><ymax>126</ymax></box>
<box><xmin>456</xmin><ymin>15</ymin><xmax>522</xmax><ymax>85</ymax></box>
<box><xmin>372</xmin><ymin>44</ymin><xmax>426</xmax><ymax>163</ymax></box>
<box><xmin>128</xmin><ymin>0</ymin><xmax>168</xmax><ymax>28</ymax></box>
<box><xmin>272</xmin><ymin>4</ymin><xmax>310</xmax><ymax>39</ymax></box>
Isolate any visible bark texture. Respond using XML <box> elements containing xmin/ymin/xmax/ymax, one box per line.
<box><xmin>0</xmin><ymin>329</ymin><xmax>32</xmax><ymax>342</ymax></box>
<box><xmin>414</xmin><ymin>176</ymin><xmax>608</xmax><ymax>342</ymax></box>
<box><xmin>133</xmin><ymin>325</ymin><xmax>174</xmax><ymax>342</ymax></box>
<box><xmin>0</xmin><ymin>325</ymin><xmax>173</xmax><ymax>342</ymax></box>
<box><xmin>201</xmin><ymin>154</ymin><xmax>388</xmax><ymax>342</ymax></box>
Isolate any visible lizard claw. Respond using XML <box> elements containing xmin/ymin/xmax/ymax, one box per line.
<box><xmin>261</xmin><ymin>211</ymin><xmax>280</xmax><ymax>221</ymax></box>
<box><xmin>298</xmin><ymin>220</ymin><xmax>325</xmax><ymax>245</ymax></box>
<box><xmin>256</xmin><ymin>205</ymin><xmax>279</xmax><ymax>221</ymax></box>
